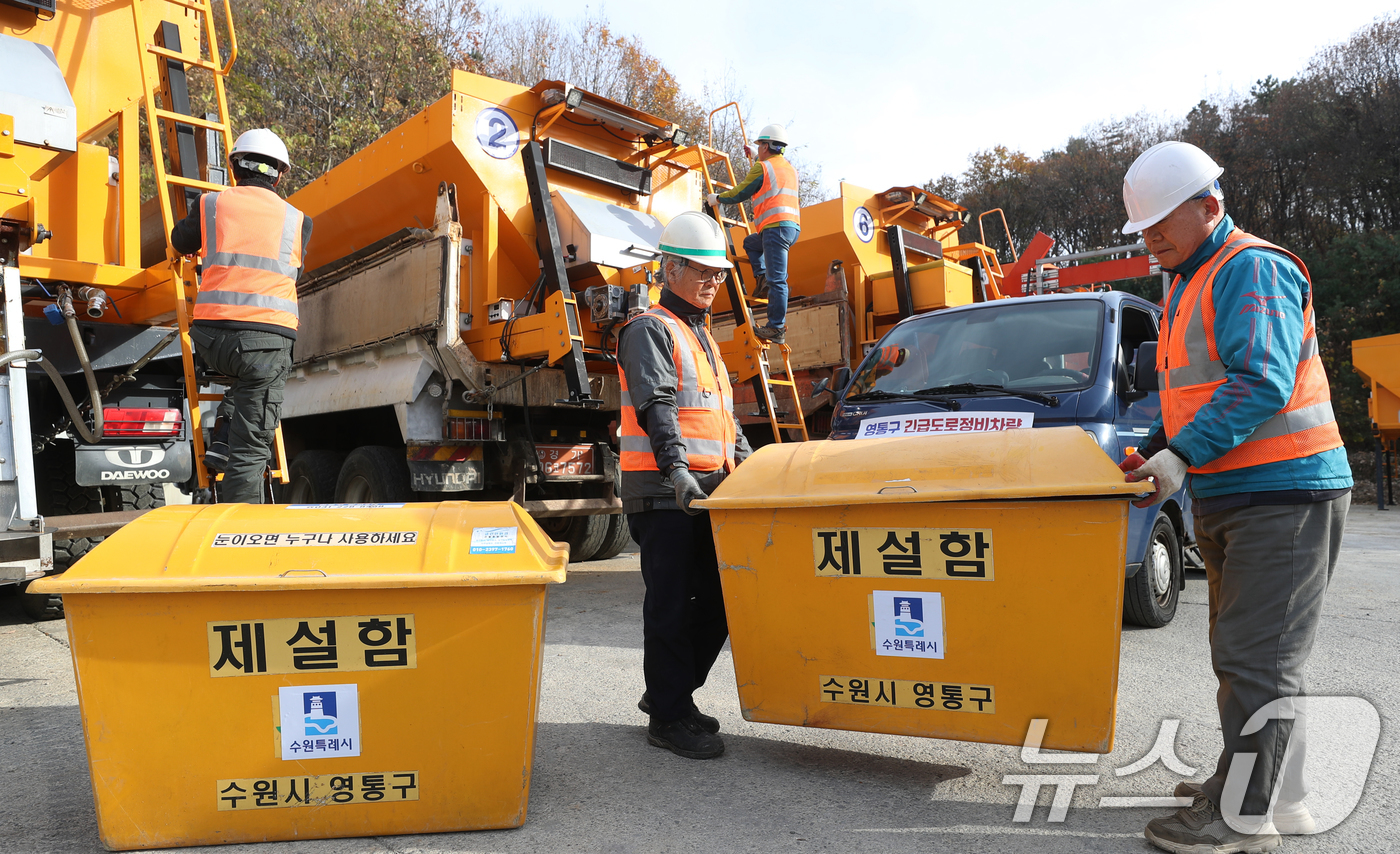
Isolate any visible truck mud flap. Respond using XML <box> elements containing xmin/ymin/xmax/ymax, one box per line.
<box><xmin>74</xmin><ymin>442</ymin><xmax>192</xmax><ymax>487</ymax></box>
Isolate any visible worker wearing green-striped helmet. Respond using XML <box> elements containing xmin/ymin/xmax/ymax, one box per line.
<box><xmin>658</xmin><ymin>210</ymin><xmax>732</xmax><ymax>310</ymax></box>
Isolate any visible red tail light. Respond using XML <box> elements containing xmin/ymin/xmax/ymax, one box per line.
<box><xmin>103</xmin><ymin>407</ymin><xmax>183</xmax><ymax>438</ymax></box>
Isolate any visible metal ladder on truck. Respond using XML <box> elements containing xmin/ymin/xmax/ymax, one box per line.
<box><xmin>697</xmin><ymin>104</ymin><xmax>808</xmax><ymax>443</ymax></box>
<box><xmin>130</xmin><ymin>0</ymin><xmax>290</xmax><ymax>497</ymax></box>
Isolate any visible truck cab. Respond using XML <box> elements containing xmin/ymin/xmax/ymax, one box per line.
<box><xmin>825</xmin><ymin>290</ymin><xmax>1192</xmax><ymax>627</ymax></box>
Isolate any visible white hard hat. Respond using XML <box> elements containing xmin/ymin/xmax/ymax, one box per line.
<box><xmin>231</xmin><ymin>128</ymin><xmax>291</xmax><ymax>173</ymax></box>
<box><xmin>658</xmin><ymin>211</ymin><xmax>733</xmax><ymax>269</ymax></box>
<box><xmin>754</xmin><ymin>123</ymin><xmax>788</xmax><ymax>147</ymax></box>
<box><xmin>1121</xmin><ymin>141</ymin><xmax>1223</xmax><ymax>233</ymax></box>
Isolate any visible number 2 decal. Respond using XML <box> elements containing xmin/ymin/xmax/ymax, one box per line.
<box><xmin>474</xmin><ymin>107</ymin><xmax>520</xmax><ymax>159</ymax></box>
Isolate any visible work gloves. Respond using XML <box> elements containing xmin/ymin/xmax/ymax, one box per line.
<box><xmin>1121</xmin><ymin>450</ymin><xmax>1189</xmax><ymax>509</ymax></box>
<box><xmin>706</xmin><ymin>192</ymin><xmax>722</xmax><ymax>209</ymax></box>
<box><xmin>670</xmin><ymin>469</ymin><xmax>709</xmax><ymax>515</ymax></box>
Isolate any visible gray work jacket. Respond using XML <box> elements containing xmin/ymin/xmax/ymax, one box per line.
<box><xmin>615</xmin><ymin>288</ymin><xmax>752</xmax><ymax>514</ymax></box>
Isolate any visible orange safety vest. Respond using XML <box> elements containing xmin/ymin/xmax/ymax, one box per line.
<box><xmin>619</xmin><ymin>306</ymin><xmax>738</xmax><ymax>473</ymax></box>
<box><xmin>196</xmin><ymin>186</ymin><xmax>305</xmax><ymax>330</ymax></box>
<box><xmin>752</xmin><ymin>156</ymin><xmax>800</xmax><ymax>231</ymax></box>
<box><xmin>1158</xmin><ymin>229</ymin><xmax>1342</xmax><ymax>474</ymax></box>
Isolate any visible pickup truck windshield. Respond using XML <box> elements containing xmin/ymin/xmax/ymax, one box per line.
<box><xmin>849</xmin><ymin>301</ymin><xmax>1103</xmax><ymax>397</ymax></box>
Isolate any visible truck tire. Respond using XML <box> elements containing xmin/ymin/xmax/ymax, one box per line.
<box><xmin>34</xmin><ymin>443</ymin><xmax>105</xmax><ymax>570</ymax></box>
<box><xmin>1123</xmin><ymin>513</ymin><xmax>1182</xmax><ymax>628</ymax></box>
<box><xmin>286</xmin><ymin>451</ymin><xmax>346</xmax><ymax>504</ymax></box>
<box><xmin>103</xmin><ymin>483</ymin><xmax>167</xmax><ymax>514</ymax></box>
<box><xmin>593</xmin><ymin>513</ymin><xmax>632</xmax><ymax>560</ymax></box>
<box><xmin>334</xmin><ymin>446</ymin><xmax>412</xmax><ymax>504</ymax></box>
<box><xmin>539</xmin><ymin>513</ymin><xmax>610</xmax><ymax>562</ymax></box>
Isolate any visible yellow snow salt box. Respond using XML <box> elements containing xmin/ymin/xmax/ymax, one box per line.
<box><xmin>699</xmin><ymin>426</ymin><xmax>1151</xmax><ymax>753</ymax></box>
<box><xmin>32</xmin><ymin>500</ymin><xmax>565</xmax><ymax>849</ymax></box>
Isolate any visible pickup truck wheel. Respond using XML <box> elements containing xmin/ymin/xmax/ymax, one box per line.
<box><xmin>538</xmin><ymin>513</ymin><xmax>610</xmax><ymax>562</ymax></box>
<box><xmin>287</xmin><ymin>451</ymin><xmax>346</xmax><ymax>504</ymax></box>
<box><xmin>592</xmin><ymin>513</ymin><xmax>632</xmax><ymax>560</ymax></box>
<box><xmin>335</xmin><ymin>447</ymin><xmax>412</xmax><ymax>504</ymax></box>
<box><xmin>1123</xmin><ymin>513</ymin><xmax>1182</xmax><ymax>628</ymax></box>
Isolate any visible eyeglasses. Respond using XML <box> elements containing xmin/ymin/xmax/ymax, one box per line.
<box><xmin>690</xmin><ymin>266</ymin><xmax>727</xmax><ymax>284</ymax></box>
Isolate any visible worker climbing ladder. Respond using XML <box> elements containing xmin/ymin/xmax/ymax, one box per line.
<box><xmin>129</xmin><ymin>0</ymin><xmax>289</xmax><ymax>497</ymax></box>
<box><xmin>695</xmin><ymin>103</ymin><xmax>809</xmax><ymax>443</ymax></box>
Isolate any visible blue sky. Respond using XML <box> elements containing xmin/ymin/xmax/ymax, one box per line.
<box><xmin>509</xmin><ymin>1</ymin><xmax>1394</xmax><ymax>195</ymax></box>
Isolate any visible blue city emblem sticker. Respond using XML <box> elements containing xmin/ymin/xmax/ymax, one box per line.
<box><xmin>303</xmin><ymin>692</ymin><xmax>338</xmax><ymax>735</ymax></box>
<box><xmin>279</xmin><ymin>684</ymin><xmax>361</xmax><ymax>759</ymax></box>
<box><xmin>892</xmin><ymin>596</ymin><xmax>924</xmax><ymax>637</ymax></box>
<box><xmin>872</xmin><ymin>590</ymin><xmax>944</xmax><ymax>658</ymax></box>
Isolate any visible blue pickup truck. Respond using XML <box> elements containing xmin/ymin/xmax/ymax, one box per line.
<box><xmin>820</xmin><ymin>290</ymin><xmax>1193</xmax><ymax>627</ymax></box>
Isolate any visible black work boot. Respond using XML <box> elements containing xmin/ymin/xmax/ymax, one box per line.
<box><xmin>637</xmin><ymin>692</ymin><xmax>720</xmax><ymax>734</ymax></box>
<box><xmin>204</xmin><ymin>417</ymin><xmax>230</xmax><ymax>473</ymax></box>
<box><xmin>647</xmin><ymin>715</ymin><xmax>724</xmax><ymax>759</ymax></box>
<box><xmin>203</xmin><ymin>442</ymin><xmax>230</xmax><ymax>473</ymax></box>
<box><xmin>752</xmin><ymin>274</ymin><xmax>768</xmax><ymax>299</ymax></box>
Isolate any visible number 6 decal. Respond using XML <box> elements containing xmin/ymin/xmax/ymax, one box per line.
<box><xmin>474</xmin><ymin>107</ymin><xmax>520</xmax><ymax>160</ymax></box>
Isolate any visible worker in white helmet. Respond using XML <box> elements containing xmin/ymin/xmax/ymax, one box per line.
<box><xmin>171</xmin><ymin>128</ymin><xmax>312</xmax><ymax>503</ymax></box>
<box><xmin>615</xmin><ymin>210</ymin><xmax>753</xmax><ymax>760</ymax></box>
<box><xmin>707</xmin><ymin>123</ymin><xmax>800</xmax><ymax>343</ymax></box>
<box><xmin>1119</xmin><ymin>142</ymin><xmax>1351</xmax><ymax>854</ymax></box>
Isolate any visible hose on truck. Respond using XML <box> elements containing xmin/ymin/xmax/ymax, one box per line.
<box><xmin>0</xmin><ymin>348</ymin><xmax>102</xmax><ymax>444</ymax></box>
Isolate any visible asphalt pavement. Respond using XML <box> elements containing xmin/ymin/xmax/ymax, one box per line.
<box><xmin>1</xmin><ymin>505</ymin><xmax>1396</xmax><ymax>854</ymax></box>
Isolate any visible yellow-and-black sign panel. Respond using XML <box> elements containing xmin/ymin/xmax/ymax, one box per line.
<box><xmin>812</xmin><ymin>528</ymin><xmax>995</xmax><ymax>579</ymax></box>
<box><xmin>206</xmin><ymin>615</ymin><xmax>417</xmax><ymax>677</ymax></box>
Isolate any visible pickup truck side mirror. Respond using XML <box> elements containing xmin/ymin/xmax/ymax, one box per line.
<box><xmin>814</xmin><ymin>366</ymin><xmax>852</xmax><ymax>398</ymax></box>
<box><xmin>1132</xmin><ymin>342</ymin><xmax>1159</xmax><ymax>392</ymax></box>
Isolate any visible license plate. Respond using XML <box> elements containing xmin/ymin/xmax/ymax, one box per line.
<box><xmin>536</xmin><ymin>443</ymin><xmax>594</xmax><ymax>476</ymax></box>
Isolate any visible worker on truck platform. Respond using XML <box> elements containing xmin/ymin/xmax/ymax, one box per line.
<box><xmin>1118</xmin><ymin>141</ymin><xmax>1352</xmax><ymax>854</ymax></box>
<box><xmin>616</xmin><ymin>210</ymin><xmax>754</xmax><ymax>760</ymax></box>
<box><xmin>170</xmin><ymin>129</ymin><xmax>312</xmax><ymax>504</ymax></box>
<box><xmin>707</xmin><ymin>123</ymin><xmax>800</xmax><ymax>344</ymax></box>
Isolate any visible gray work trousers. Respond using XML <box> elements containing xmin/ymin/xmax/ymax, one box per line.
<box><xmin>1197</xmin><ymin>493</ymin><xmax>1350</xmax><ymax>817</ymax></box>
<box><xmin>190</xmin><ymin>326</ymin><xmax>293</xmax><ymax>504</ymax></box>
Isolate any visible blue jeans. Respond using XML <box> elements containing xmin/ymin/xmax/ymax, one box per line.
<box><xmin>742</xmin><ymin>224</ymin><xmax>799</xmax><ymax>329</ymax></box>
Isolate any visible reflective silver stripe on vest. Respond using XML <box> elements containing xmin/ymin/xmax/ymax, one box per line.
<box><xmin>622</xmin><ymin>384</ymin><xmax>712</xmax><ymax>410</ymax></box>
<box><xmin>202</xmin><ymin>193</ymin><xmax>218</xmax><ymax>257</ymax></box>
<box><xmin>279</xmin><ymin>205</ymin><xmax>301</xmax><ymax>278</ymax></box>
<box><xmin>619</xmin><ymin>434</ymin><xmax>728</xmax><ymax>459</ymax></box>
<box><xmin>1241</xmin><ymin>400</ymin><xmax>1335</xmax><ymax>444</ymax></box>
<box><xmin>619</xmin><ymin>434</ymin><xmax>653</xmax><ymax>454</ymax></box>
<box><xmin>205</xmin><ymin>252</ymin><xmax>301</xmax><ymax>279</ymax></box>
<box><xmin>195</xmin><ymin>289</ymin><xmax>300</xmax><ymax>318</ymax></box>
<box><xmin>1298</xmin><ymin>335</ymin><xmax>1318</xmax><ymax>361</ymax></box>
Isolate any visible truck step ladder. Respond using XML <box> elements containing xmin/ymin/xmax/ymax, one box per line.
<box><xmin>698</xmin><ymin>103</ymin><xmax>808</xmax><ymax>443</ymax></box>
<box><xmin>130</xmin><ymin>0</ymin><xmax>289</xmax><ymax>497</ymax></box>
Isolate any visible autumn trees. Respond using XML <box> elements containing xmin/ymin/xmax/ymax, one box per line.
<box><xmin>928</xmin><ymin>15</ymin><xmax>1399</xmax><ymax>446</ymax></box>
